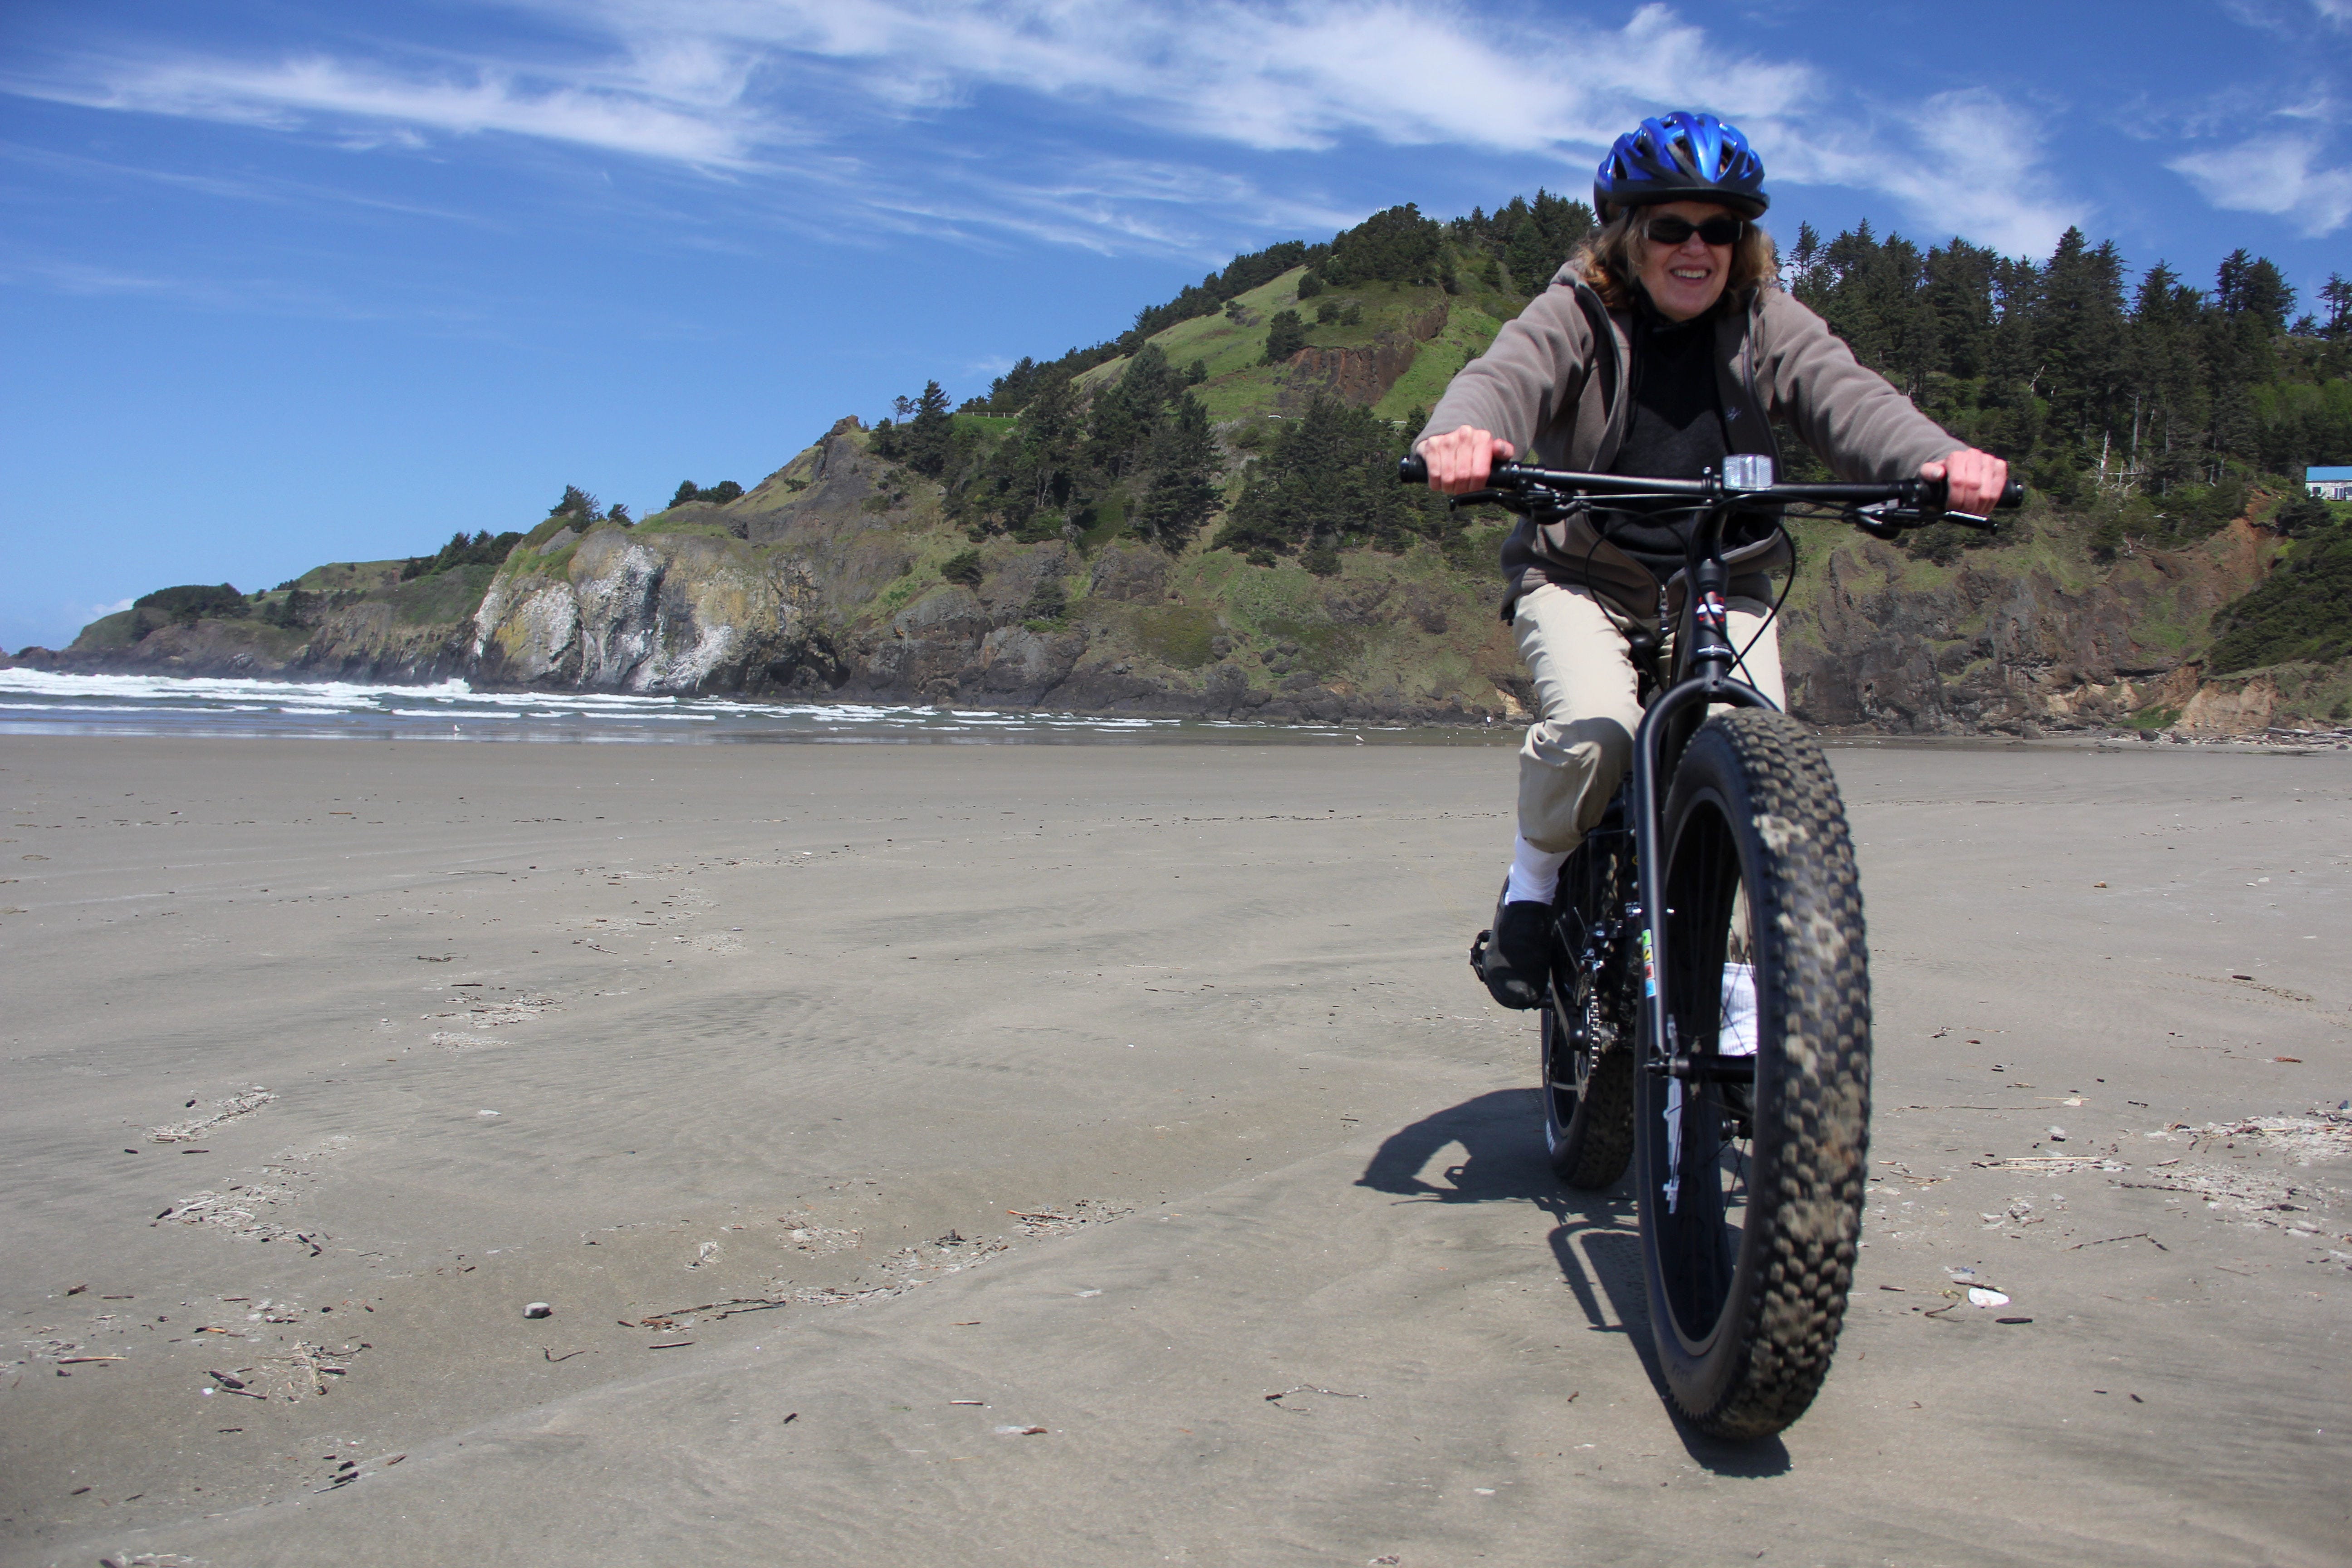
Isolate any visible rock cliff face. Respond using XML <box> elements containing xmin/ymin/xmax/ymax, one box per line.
<box><xmin>1275</xmin><ymin>302</ymin><xmax>1450</xmax><ymax>409</ymax></box>
<box><xmin>470</xmin><ymin>527</ymin><xmax>816</xmax><ymax>693</ymax></box>
<box><xmin>1780</xmin><ymin>516</ymin><xmax>2278</xmax><ymax>735</ymax></box>
<box><xmin>22</xmin><ymin>421</ymin><xmax>2339</xmax><ymax>736</ymax></box>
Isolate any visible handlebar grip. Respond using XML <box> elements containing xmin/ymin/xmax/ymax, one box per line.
<box><xmin>1397</xmin><ymin>453</ymin><xmax>1429</xmax><ymax>486</ymax></box>
<box><xmin>1998</xmin><ymin>479</ymin><xmax>2024</xmax><ymax>510</ymax></box>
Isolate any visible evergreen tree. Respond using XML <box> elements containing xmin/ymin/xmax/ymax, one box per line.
<box><xmin>1323</xmin><ymin>205</ymin><xmax>1444</xmax><ymax>286</ymax></box>
<box><xmin>1135</xmin><ymin>393</ymin><xmax>1221</xmax><ymax>550</ymax></box>
<box><xmin>2321</xmin><ymin>273</ymin><xmax>2352</xmax><ymax>339</ymax></box>
<box><xmin>1215</xmin><ymin>396</ymin><xmax>1420</xmax><ymax>565</ymax></box>
<box><xmin>1263</xmin><ymin>309</ymin><xmax>1307</xmax><ymax>364</ymax></box>
<box><xmin>549</xmin><ymin>485</ymin><xmax>599</xmax><ymax>520</ymax></box>
<box><xmin>903</xmin><ymin>380</ymin><xmax>954</xmax><ymax>477</ymax></box>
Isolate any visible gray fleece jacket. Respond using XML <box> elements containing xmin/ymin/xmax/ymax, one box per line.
<box><xmin>1420</xmin><ymin>270</ymin><xmax>1960</xmax><ymax>629</ymax></box>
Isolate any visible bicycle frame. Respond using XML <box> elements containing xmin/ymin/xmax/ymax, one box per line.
<box><xmin>1627</xmin><ymin>519</ymin><xmax>1773</xmax><ymax>1090</ymax></box>
<box><xmin>1399</xmin><ymin>452</ymin><xmax>2014</xmax><ymax>1083</ymax></box>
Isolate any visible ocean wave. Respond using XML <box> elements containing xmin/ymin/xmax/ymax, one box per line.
<box><xmin>0</xmin><ymin>669</ymin><xmax>1467</xmax><ymax>746</ymax></box>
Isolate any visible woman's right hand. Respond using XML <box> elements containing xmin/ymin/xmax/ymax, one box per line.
<box><xmin>1417</xmin><ymin>425</ymin><xmax>1515</xmax><ymax>495</ymax></box>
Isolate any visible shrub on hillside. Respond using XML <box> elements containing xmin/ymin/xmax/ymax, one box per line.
<box><xmin>1263</xmin><ymin>310</ymin><xmax>1307</xmax><ymax>364</ymax></box>
<box><xmin>941</xmin><ymin>549</ymin><xmax>985</xmax><ymax>586</ymax></box>
<box><xmin>2269</xmin><ymin>493</ymin><xmax>2336</xmax><ymax>537</ymax></box>
<box><xmin>2205</xmin><ymin>524</ymin><xmax>2352</xmax><ymax>672</ymax></box>
<box><xmin>135</xmin><ymin>584</ymin><xmax>249</xmax><ymax>624</ymax></box>
<box><xmin>402</xmin><ymin>530</ymin><xmax>525</xmax><ymax>581</ymax></box>
<box><xmin>1322</xmin><ymin>204</ymin><xmax>1444</xmax><ymax>287</ymax></box>
<box><xmin>1214</xmin><ymin>396</ymin><xmax>1427</xmax><ymax>565</ymax></box>
<box><xmin>670</xmin><ymin>479</ymin><xmax>745</xmax><ymax>508</ymax></box>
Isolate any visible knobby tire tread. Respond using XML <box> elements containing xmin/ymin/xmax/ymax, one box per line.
<box><xmin>1656</xmin><ymin>710</ymin><xmax>1871</xmax><ymax>1441</ymax></box>
<box><xmin>1548</xmin><ymin>1008</ymin><xmax>1635</xmax><ymax>1190</ymax></box>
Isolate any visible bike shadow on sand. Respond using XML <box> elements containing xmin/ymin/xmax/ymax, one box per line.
<box><xmin>1355</xmin><ymin>1087</ymin><xmax>1792</xmax><ymax>1477</ymax></box>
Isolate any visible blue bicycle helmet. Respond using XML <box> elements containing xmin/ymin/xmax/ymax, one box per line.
<box><xmin>1594</xmin><ymin>112</ymin><xmax>1768</xmax><ymax>220</ymax></box>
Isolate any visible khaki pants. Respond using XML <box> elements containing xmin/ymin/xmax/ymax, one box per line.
<box><xmin>1512</xmin><ymin>581</ymin><xmax>1786</xmax><ymax>854</ymax></box>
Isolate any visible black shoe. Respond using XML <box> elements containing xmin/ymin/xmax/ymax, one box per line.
<box><xmin>1473</xmin><ymin>891</ymin><xmax>1552</xmax><ymax>1010</ymax></box>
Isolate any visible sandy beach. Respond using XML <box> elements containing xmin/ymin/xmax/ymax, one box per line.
<box><xmin>2</xmin><ymin>733</ymin><xmax>2347</xmax><ymax>1566</ymax></box>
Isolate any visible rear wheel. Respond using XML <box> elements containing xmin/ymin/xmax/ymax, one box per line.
<box><xmin>1539</xmin><ymin>831</ymin><xmax>1635</xmax><ymax>1190</ymax></box>
<box><xmin>1633</xmin><ymin>710</ymin><xmax>1871</xmax><ymax>1440</ymax></box>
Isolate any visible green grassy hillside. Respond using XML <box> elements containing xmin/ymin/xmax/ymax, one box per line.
<box><xmin>31</xmin><ymin>191</ymin><xmax>2352</xmax><ymax>733</ymax></box>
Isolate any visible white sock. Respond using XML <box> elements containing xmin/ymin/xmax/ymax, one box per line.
<box><xmin>1505</xmin><ymin>834</ymin><xmax>1569</xmax><ymax>905</ymax></box>
<box><xmin>1719</xmin><ymin>963</ymin><xmax>1759</xmax><ymax>1056</ymax></box>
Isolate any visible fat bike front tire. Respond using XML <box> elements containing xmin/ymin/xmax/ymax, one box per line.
<box><xmin>1632</xmin><ymin>710</ymin><xmax>1872</xmax><ymax>1441</ymax></box>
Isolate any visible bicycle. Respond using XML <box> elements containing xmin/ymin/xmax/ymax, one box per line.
<box><xmin>1398</xmin><ymin>450</ymin><xmax>2022</xmax><ymax>1439</ymax></box>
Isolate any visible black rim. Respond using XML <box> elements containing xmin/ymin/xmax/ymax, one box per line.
<box><xmin>1647</xmin><ymin>789</ymin><xmax>1758</xmax><ymax>1352</ymax></box>
<box><xmin>1543</xmin><ymin>991</ymin><xmax>1592</xmax><ymax>1144</ymax></box>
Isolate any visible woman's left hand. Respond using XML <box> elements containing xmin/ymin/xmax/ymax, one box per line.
<box><xmin>1920</xmin><ymin>448</ymin><xmax>2009</xmax><ymax>516</ymax></box>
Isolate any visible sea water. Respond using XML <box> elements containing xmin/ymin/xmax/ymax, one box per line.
<box><xmin>0</xmin><ymin>670</ymin><xmax>1499</xmax><ymax>746</ymax></box>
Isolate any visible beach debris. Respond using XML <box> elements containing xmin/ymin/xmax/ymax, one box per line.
<box><xmin>523</xmin><ymin>1302</ymin><xmax>552</xmax><ymax>1319</ymax></box>
<box><xmin>782</xmin><ymin>1412</ymin><xmax>799</xmax><ymax>1424</ymax></box>
<box><xmin>2047</xmin><ymin>1127</ymin><xmax>2068</xmax><ymax>1142</ymax></box>
<box><xmin>99</xmin><ymin>1554</ymin><xmax>199</xmax><ymax>1567</ymax></box>
<box><xmin>691</xmin><ymin>1241</ymin><xmax>720</xmax><ymax>1268</ymax></box>
<box><xmin>949</xmin><ymin>1399</ymin><xmax>986</xmax><ymax>1406</ymax></box>
<box><xmin>1966</xmin><ymin>1287</ymin><xmax>2011</xmax><ymax>1308</ymax></box>
<box><xmin>206</xmin><ymin>1370</ymin><xmax>263</xmax><ymax>1398</ymax></box>
<box><xmin>1996</xmin><ymin>1317</ymin><xmax>2033</xmax><ymax>1324</ymax></box>
<box><xmin>1264</xmin><ymin>1385</ymin><xmax>1367</xmax><ymax>1411</ymax></box>
<box><xmin>779</xmin><ymin>1221</ymin><xmax>862</xmax><ymax>1254</ymax></box>
<box><xmin>424</xmin><ymin>993</ymin><xmax>561</xmax><ymax>1029</ymax></box>
<box><xmin>2117</xmin><ymin>1117</ymin><xmax>2350</xmax><ymax>1239</ymax></box>
<box><xmin>1974</xmin><ymin>1152</ymin><xmax>2122</xmax><ymax>1173</ymax></box>
<box><xmin>1006</xmin><ymin>1199</ymin><xmax>1134</xmax><ymax>1237</ymax></box>
<box><xmin>160</xmin><ymin>1180</ymin><xmax>329</xmax><ymax>1250</ymax></box>
<box><xmin>148</xmin><ymin>1088</ymin><xmax>274</xmax><ymax>1143</ymax></box>
<box><xmin>995</xmin><ymin>1425</ymin><xmax>1049</xmax><ymax>1436</ymax></box>
<box><xmin>647</xmin><ymin>1340</ymin><xmax>694</xmax><ymax>1350</ymax></box>
<box><xmin>543</xmin><ymin>1347</ymin><xmax>588</xmax><ymax>1362</ymax></box>
<box><xmin>2065</xmin><ymin>1231</ymin><xmax>2166</xmax><ymax>1252</ymax></box>
<box><xmin>65</xmin><ymin>1283</ymin><xmax>88</xmax><ymax>1296</ymax></box>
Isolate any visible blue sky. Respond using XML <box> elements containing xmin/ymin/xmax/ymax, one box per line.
<box><xmin>5</xmin><ymin>0</ymin><xmax>2351</xmax><ymax>652</ymax></box>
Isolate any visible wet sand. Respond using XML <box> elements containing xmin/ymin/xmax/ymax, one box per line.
<box><xmin>2</xmin><ymin>735</ymin><xmax>2347</xmax><ymax>1566</ymax></box>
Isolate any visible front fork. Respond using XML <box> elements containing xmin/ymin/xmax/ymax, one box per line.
<box><xmin>1629</xmin><ymin>557</ymin><xmax>1772</xmax><ymax>1093</ymax></box>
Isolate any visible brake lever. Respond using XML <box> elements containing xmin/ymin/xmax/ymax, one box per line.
<box><xmin>1853</xmin><ymin>502</ymin><xmax>1999</xmax><ymax>540</ymax></box>
<box><xmin>1853</xmin><ymin>501</ymin><xmax>1913</xmax><ymax>540</ymax></box>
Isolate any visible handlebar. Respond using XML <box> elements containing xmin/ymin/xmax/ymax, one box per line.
<box><xmin>1394</xmin><ymin>453</ymin><xmax>2023</xmax><ymax>521</ymax></box>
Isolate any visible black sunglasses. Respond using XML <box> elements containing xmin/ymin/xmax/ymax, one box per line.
<box><xmin>1643</xmin><ymin>214</ymin><xmax>1745</xmax><ymax>247</ymax></box>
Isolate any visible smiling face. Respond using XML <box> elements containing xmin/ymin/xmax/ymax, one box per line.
<box><xmin>1635</xmin><ymin>199</ymin><xmax>1739</xmax><ymax>322</ymax></box>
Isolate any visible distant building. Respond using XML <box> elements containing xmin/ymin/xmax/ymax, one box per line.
<box><xmin>2307</xmin><ymin>466</ymin><xmax>2352</xmax><ymax>499</ymax></box>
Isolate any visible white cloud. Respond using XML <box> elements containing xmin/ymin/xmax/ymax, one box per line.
<box><xmin>1771</xmin><ymin>88</ymin><xmax>2084</xmax><ymax>256</ymax></box>
<box><xmin>562</xmin><ymin>0</ymin><xmax>1818</xmax><ymax>154</ymax></box>
<box><xmin>2</xmin><ymin>0</ymin><xmax>2089</xmax><ymax>258</ymax></box>
<box><xmin>2172</xmin><ymin>133</ymin><xmax>2352</xmax><ymax>235</ymax></box>
<box><xmin>17</xmin><ymin>49</ymin><xmax>768</xmax><ymax>168</ymax></box>
<box><xmin>85</xmin><ymin>598</ymin><xmax>134</xmax><ymax>620</ymax></box>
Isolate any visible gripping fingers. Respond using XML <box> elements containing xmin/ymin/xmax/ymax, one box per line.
<box><xmin>1923</xmin><ymin>449</ymin><xmax>2009</xmax><ymax>516</ymax></box>
<box><xmin>1421</xmin><ymin>426</ymin><xmax>1513</xmax><ymax>494</ymax></box>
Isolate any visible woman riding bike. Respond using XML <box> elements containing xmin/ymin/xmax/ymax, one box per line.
<box><xmin>1415</xmin><ymin>111</ymin><xmax>2008</xmax><ymax>1009</ymax></box>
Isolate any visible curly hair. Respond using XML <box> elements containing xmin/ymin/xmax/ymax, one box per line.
<box><xmin>1570</xmin><ymin>208</ymin><xmax>1780</xmax><ymax>314</ymax></box>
